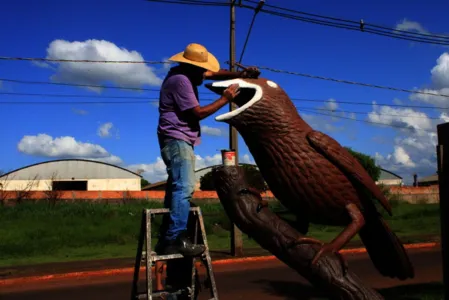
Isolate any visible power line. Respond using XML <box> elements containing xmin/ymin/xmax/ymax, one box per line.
<box><xmin>297</xmin><ymin>106</ymin><xmax>444</xmax><ymax>120</ymax></box>
<box><xmin>0</xmin><ymin>78</ymin><xmax>214</xmax><ymax>94</ymax></box>
<box><xmin>292</xmin><ymin>98</ymin><xmax>448</xmax><ymax>110</ymax></box>
<box><xmin>237</xmin><ymin>0</ymin><xmax>265</xmax><ymax>65</ymax></box>
<box><xmin>240</xmin><ymin>1</ymin><xmax>449</xmax><ymax>45</ymax></box>
<box><xmin>1</xmin><ymin>99</ymin><xmax>436</xmax><ymax>132</ymax></box>
<box><xmin>235</xmin><ymin>63</ymin><xmax>449</xmax><ymax>99</ymax></box>
<box><xmin>1</xmin><ymin>97</ymin><xmax>441</xmax><ymax>131</ymax></box>
<box><xmin>298</xmin><ymin>108</ymin><xmax>436</xmax><ymax>133</ymax></box>
<box><xmin>145</xmin><ymin>0</ymin><xmax>230</xmax><ymax>6</ymax></box>
<box><xmin>1</xmin><ymin>92</ymin><xmax>448</xmax><ymax>111</ymax></box>
<box><xmin>0</xmin><ymin>92</ymin><xmax>173</xmax><ymax>100</ymax></box>
<box><xmin>0</xmin><ymin>56</ymin><xmax>168</xmax><ymax>64</ymax></box>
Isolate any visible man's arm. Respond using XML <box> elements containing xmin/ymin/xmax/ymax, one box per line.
<box><xmin>204</xmin><ymin>67</ymin><xmax>260</xmax><ymax>81</ymax></box>
<box><xmin>188</xmin><ymin>84</ymin><xmax>240</xmax><ymax>120</ymax></box>
<box><xmin>203</xmin><ymin>69</ymin><xmax>243</xmax><ymax>80</ymax></box>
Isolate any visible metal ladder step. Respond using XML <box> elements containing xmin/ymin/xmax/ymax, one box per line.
<box><xmin>141</xmin><ymin>251</ymin><xmax>207</xmax><ymax>263</ymax></box>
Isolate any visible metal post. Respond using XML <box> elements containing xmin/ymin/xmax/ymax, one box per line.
<box><xmin>229</xmin><ymin>0</ymin><xmax>243</xmax><ymax>257</ymax></box>
<box><xmin>437</xmin><ymin>122</ymin><xmax>449</xmax><ymax>300</ymax></box>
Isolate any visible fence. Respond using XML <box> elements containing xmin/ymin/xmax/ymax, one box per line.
<box><xmin>0</xmin><ymin>186</ymin><xmax>439</xmax><ymax>204</ymax></box>
<box><xmin>388</xmin><ymin>186</ymin><xmax>440</xmax><ymax>204</ymax></box>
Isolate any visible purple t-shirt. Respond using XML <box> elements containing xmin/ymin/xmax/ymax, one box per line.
<box><xmin>157</xmin><ymin>70</ymin><xmax>201</xmax><ymax>147</ymax></box>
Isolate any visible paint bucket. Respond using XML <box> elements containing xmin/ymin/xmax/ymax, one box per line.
<box><xmin>221</xmin><ymin>149</ymin><xmax>236</xmax><ymax>166</ymax></box>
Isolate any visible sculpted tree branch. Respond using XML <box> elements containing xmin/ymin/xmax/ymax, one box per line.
<box><xmin>212</xmin><ymin>165</ymin><xmax>384</xmax><ymax>300</ymax></box>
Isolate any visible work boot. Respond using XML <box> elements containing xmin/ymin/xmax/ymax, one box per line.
<box><xmin>163</xmin><ymin>231</ymin><xmax>205</xmax><ymax>257</ymax></box>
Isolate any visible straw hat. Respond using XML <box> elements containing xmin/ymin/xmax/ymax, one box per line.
<box><xmin>168</xmin><ymin>43</ymin><xmax>220</xmax><ymax>72</ymax></box>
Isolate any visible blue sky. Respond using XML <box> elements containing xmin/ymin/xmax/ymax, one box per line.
<box><xmin>1</xmin><ymin>0</ymin><xmax>449</xmax><ymax>184</ymax></box>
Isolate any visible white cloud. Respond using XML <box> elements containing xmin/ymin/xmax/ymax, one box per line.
<box><xmin>441</xmin><ymin>112</ymin><xmax>449</xmax><ymax>122</ymax></box>
<box><xmin>324</xmin><ymin>98</ymin><xmax>338</xmax><ymax>111</ymax></box>
<box><xmin>72</xmin><ymin>108</ymin><xmax>88</xmax><ymax>115</ymax></box>
<box><xmin>395</xmin><ymin>19</ymin><xmax>429</xmax><ymax>35</ymax></box>
<box><xmin>161</xmin><ymin>57</ymin><xmax>172</xmax><ymax>72</ymax></box>
<box><xmin>410</xmin><ymin>52</ymin><xmax>449</xmax><ymax>107</ymax></box>
<box><xmin>430</xmin><ymin>52</ymin><xmax>449</xmax><ymax>89</ymax></box>
<box><xmin>367</xmin><ymin>102</ymin><xmax>432</xmax><ymax>136</ymax></box>
<box><xmin>195</xmin><ymin>153</ymin><xmax>224</xmax><ymax>170</ymax></box>
<box><xmin>393</xmin><ymin>146</ymin><xmax>416</xmax><ymax>167</ymax></box>
<box><xmin>201</xmin><ymin>125</ymin><xmax>227</xmax><ymax>136</ymax></box>
<box><xmin>128</xmin><ymin>153</ymin><xmax>255</xmax><ymax>183</ymax></box>
<box><xmin>37</xmin><ymin>39</ymin><xmax>163</xmax><ymax>92</ymax></box>
<box><xmin>17</xmin><ymin>133</ymin><xmax>122</xmax><ymax>165</ymax></box>
<box><xmin>97</xmin><ymin>122</ymin><xmax>114</xmax><ymax>138</ymax></box>
<box><xmin>301</xmin><ymin>110</ymin><xmax>345</xmax><ymax>133</ymax></box>
<box><xmin>369</xmin><ymin>104</ymin><xmax>441</xmax><ymax>182</ymax></box>
<box><xmin>393</xmin><ymin>98</ymin><xmax>403</xmax><ymax>105</ymax></box>
<box><xmin>240</xmin><ymin>154</ymin><xmax>254</xmax><ymax>164</ymax></box>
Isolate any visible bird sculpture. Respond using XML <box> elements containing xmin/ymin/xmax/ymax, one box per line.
<box><xmin>205</xmin><ymin>78</ymin><xmax>414</xmax><ymax>280</ymax></box>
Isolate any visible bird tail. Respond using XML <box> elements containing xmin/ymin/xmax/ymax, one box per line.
<box><xmin>359</xmin><ymin>213</ymin><xmax>415</xmax><ymax>280</ymax></box>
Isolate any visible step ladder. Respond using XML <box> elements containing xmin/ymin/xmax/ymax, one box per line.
<box><xmin>130</xmin><ymin>207</ymin><xmax>219</xmax><ymax>300</ymax></box>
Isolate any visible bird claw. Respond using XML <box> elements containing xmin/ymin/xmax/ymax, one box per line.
<box><xmin>295</xmin><ymin>237</ymin><xmax>324</xmax><ymax>246</ymax></box>
<box><xmin>310</xmin><ymin>243</ymin><xmax>349</xmax><ymax>275</ymax></box>
<box><xmin>287</xmin><ymin>237</ymin><xmax>348</xmax><ymax>275</ymax></box>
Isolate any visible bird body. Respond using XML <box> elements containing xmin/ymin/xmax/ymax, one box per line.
<box><xmin>206</xmin><ymin>78</ymin><xmax>414</xmax><ymax>280</ymax></box>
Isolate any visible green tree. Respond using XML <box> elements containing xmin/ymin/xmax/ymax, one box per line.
<box><xmin>345</xmin><ymin>147</ymin><xmax>381</xmax><ymax>181</ymax></box>
<box><xmin>200</xmin><ymin>164</ymin><xmax>268</xmax><ymax>191</ymax></box>
<box><xmin>141</xmin><ymin>178</ymin><xmax>150</xmax><ymax>188</ymax></box>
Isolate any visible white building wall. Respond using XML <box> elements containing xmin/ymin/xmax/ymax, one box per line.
<box><xmin>1</xmin><ymin>178</ymin><xmax>140</xmax><ymax>191</ymax></box>
<box><xmin>87</xmin><ymin>178</ymin><xmax>140</xmax><ymax>191</ymax></box>
<box><xmin>0</xmin><ymin>179</ymin><xmax>52</xmax><ymax>191</ymax></box>
<box><xmin>376</xmin><ymin>179</ymin><xmax>403</xmax><ymax>186</ymax></box>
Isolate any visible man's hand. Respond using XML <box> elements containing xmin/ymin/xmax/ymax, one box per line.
<box><xmin>240</xmin><ymin>66</ymin><xmax>260</xmax><ymax>79</ymax></box>
<box><xmin>187</xmin><ymin>84</ymin><xmax>240</xmax><ymax>121</ymax></box>
<box><xmin>222</xmin><ymin>84</ymin><xmax>240</xmax><ymax>101</ymax></box>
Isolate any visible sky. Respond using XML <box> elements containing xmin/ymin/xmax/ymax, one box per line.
<box><xmin>1</xmin><ymin>0</ymin><xmax>449</xmax><ymax>185</ymax></box>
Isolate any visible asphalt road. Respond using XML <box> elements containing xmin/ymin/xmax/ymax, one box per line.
<box><xmin>0</xmin><ymin>247</ymin><xmax>443</xmax><ymax>300</ymax></box>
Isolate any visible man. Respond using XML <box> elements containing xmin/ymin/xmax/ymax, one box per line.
<box><xmin>155</xmin><ymin>43</ymin><xmax>260</xmax><ymax>256</ymax></box>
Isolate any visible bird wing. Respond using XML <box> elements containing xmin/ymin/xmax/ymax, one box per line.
<box><xmin>306</xmin><ymin>130</ymin><xmax>392</xmax><ymax>216</ymax></box>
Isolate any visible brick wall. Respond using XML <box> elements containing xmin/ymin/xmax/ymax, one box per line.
<box><xmin>0</xmin><ymin>186</ymin><xmax>439</xmax><ymax>204</ymax></box>
<box><xmin>1</xmin><ymin>190</ymin><xmax>275</xmax><ymax>203</ymax></box>
<box><xmin>388</xmin><ymin>185</ymin><xmax>439</xmax><ymax>204</ymax></box>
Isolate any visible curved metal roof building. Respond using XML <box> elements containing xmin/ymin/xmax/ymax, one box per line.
<box><xmin>0</xmin><ymin>159</ymin><xmax>142</xmax><ymax>191</ymax></box>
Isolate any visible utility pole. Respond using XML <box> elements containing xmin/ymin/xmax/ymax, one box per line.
<box><xmin>229</xmin><ymin>0</ymin><xmax>243</xmax><ymax>257</ymax></box>
<box><xmin>437</xmin><ymin>122</ymin><xmax>449</xmax><ymax>300</ymax></box>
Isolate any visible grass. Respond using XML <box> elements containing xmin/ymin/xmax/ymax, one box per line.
<box><xmin>0</xmin><ymin>199</ymin><xmax>441</xmax><ymax>268</ymax></box>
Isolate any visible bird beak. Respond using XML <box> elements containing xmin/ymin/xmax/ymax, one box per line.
<box><xmin>204</xmin><ymin>82</ymin><xmax>226</xmax><ymax>95</ymax></box>
<box><xmin>205</xmin><ymin>79</ymin><xmax>263</xmax><ymax>122</ymax></box>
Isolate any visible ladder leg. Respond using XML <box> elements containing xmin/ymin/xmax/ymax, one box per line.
<box><xmin>130</xmin><ymin>209</ymin><xmax>146</xmax><ymax>300</ymax></box>
<box><xmin>197</xmin><ymin>209</ymin><xmax>219</xmax><ymax>300</ymax></box>
<box><xmin>145</xmin><ymin>209</ymin><xmax>153</xmax><ymax>300</ymax></box>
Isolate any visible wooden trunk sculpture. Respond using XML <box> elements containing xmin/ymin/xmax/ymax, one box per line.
<box><xmin>206</xmin><ymin>78</ymin><xmax>414</xmax><ymax>280</ymax></box>
<box><xmin>212</xmin><ymin>165</ymin><xmax>385</xmax><ymax>300</ymax></box>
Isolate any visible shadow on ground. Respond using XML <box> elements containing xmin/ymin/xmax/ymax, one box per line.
<box><xmin>380</xmin><ymin>282</ymin><xmax>443</xmax><ymax>300</ymax></box>
<box><xmin>252</xmin><ymin>280</ymin><xmax>443</xmax><ymax>300</ymax></box>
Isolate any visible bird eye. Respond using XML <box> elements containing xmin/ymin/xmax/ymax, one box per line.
<box><xmin>266</xmin><ymin>80</ymin><xmax>278</xmax><ymax>88</ymax></box>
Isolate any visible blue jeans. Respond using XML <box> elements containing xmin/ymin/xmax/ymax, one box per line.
<box><xmin>160</xmin><ymin>139</ymin><xmax>196</xmax><ymax>241</ymax></box>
